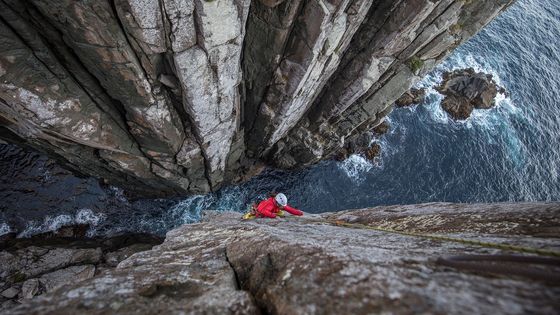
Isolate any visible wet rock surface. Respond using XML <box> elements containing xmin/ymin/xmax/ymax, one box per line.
<box><xmin>372</xmin><ymin>120</ymin><xmax>390</xmax><ymax>135</ymax></box>
<box><xmin>0</xmin><ymin>0</ymin><xmax>516</xmax><ymax>195</ymax></box>
<box><xmin>4</xmin><ymin>202</ymin><xmax>559</xmax><ymax>314</ymax></box>
<box><xmin>436</xmin><ymin>68</ymin><xmax>506</xmax><ymax>120</ymax></box>
<box><xmin>0</xmin><ymin>228</ymin><xmax>162</xmax><ymax>309</ymax></box>
<box><xmin>395</xmin><ymin>88</ymin><xmax>427</xmax><ymax>107</ymax></box>
<box><xmin>334</xmin><ymin>131</ymin><xmax>382</xmax><ymax>162</ymax></box>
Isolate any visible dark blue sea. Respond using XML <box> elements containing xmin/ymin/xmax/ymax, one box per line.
<box><xmin>1</xmin><ymin>0</ymin><xmax>559</xmax><ymax>237</ymax></box>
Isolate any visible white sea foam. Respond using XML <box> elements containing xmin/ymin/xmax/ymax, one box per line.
<box><xmin>168</xmin><ymin>194</ymin><xmax>215</xmax><ymax>225</ymax></box>
<box><xmin>17</xmin><ymin>208</ymin><xmax>106</xmax><ymax>238</ymax></box>
<box><xmin>0</xmin><ymin>222</ymin><xmax>12</xmax><ymax>236</ymax></box>
<box><xmin>339</xmin><ymin>154</ymin><xmax>373</xmax><ymax>181</ymax></box>
<box><xmin>109</xmin><ymin>186</ymin><xmax>129</xmax><ymax>203</ymax></box>
<box><xmin>416</xmin><ymin>53</ymin><xmax>520</xmax><ymax>130</ymax></box>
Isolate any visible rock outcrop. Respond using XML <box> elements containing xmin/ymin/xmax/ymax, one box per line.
<box><xmin>395</xmin><ymin>87</ymin><xmax>426</xmax><ymax>107</ymax></box>
<box><xmin>0</xmin><ymin>230</ymin><xmax>161</xmax><ymax>309</ymax></box>
<box><xmin>4</xmin><ymin>202</ymin><xmax>559</xmax><ymax>314</ymax></box>
<box><xmin>436</xmin><ymin>68</ymin><xmax>506</xmax><ymax>120</ymax></box>
<box><xmin>0</xmin><ymin>0</ymin><xmax>516</xmax><ymax>196</ymax></box>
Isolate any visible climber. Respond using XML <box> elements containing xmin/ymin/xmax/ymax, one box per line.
<box><xmin>243</xmin><ymin>193</ymin><xmax>303</xmax><ymax>219</ymax></box>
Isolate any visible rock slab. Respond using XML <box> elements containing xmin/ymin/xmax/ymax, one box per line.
<box><xmin>5</xmin><ymin>202</ymin><xmax>559</xmax><ymax>314</ymax></box>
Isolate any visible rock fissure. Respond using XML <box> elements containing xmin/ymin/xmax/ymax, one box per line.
<box><xmin>243</xmin><ymin>0</ymin><xmax>307</xmax><ymax>147</ymax></box>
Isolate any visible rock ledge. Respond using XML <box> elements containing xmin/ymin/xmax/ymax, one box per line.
<box><xmin>6</xmin><ymin>202</ymin><xmax>560</xmax><ymax>314</ymax></box>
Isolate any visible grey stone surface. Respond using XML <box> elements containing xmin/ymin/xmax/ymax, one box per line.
<box><xmin>5</xmin><ymin>202</ymin><xmax>560</xmax><ymax>314</ymax></box>
<box><xmin>39</xmin><ymin>265</ymin><xmax>96</xmax><ymax>293</ymax></box>
<box><xmin>0</xmin><ymin>231</ymin><xmax>160</xmax><ymax>307</ymax></box>
<box><xmin>0</xmin><ymin>0</ymin><xmax>517</xmax><ymax>195</ymax></box>
<box><xmin>104</xmin><ymin>244</ymin><xmax>155</xmax><ymax>267</ymax></box>
<box><xmin>19</xmin><ymin>278</ymin><xmax>39</xmax><ymax>299</ymax></box>
<box><xmin>0</xmin><ymin>247</ymin><xmax>102</xmax><ymax>281</ymax></box>
<box><xmin>1</xmin><ymin>287</ymin><xmax>19</xmax><ymax>299</ymax></box>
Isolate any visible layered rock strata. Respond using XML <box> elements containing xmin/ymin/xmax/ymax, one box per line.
<box><xmin>0</xmin><ymin>0</ymin><xmax>516</xmax><ymax>195</ymax></box>
<box><xmin>4</xmin><ymin>202</ymin><xmax>560</xmax><ymax>314</ymax></box>
<box><xmin>0</xmin><ymin>230</ymin><xmax>162</xmax><ymax>310</ymax></box>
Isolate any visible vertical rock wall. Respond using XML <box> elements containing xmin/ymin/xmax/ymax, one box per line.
<box><xmin>266</xmin><ymin>0</ymin><xmax>515</xmax><ymax>168</ymax></box>
<box><xmin>0</xmin><ymin>0</ymin><xmax>516</xmax><ymax>196</ymax></box>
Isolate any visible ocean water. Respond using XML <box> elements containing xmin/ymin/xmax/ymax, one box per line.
<box><xmin>1</xmin><ymin>0</ymin><xmax>559</xmax><ymax>237</ymax></box>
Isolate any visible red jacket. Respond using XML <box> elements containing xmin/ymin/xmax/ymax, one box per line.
<box><xmin>255</xmin><ymin>197</ymin><xmax>303</xmax><ymax>218</ymax></box>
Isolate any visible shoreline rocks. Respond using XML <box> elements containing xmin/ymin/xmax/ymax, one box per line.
<box><xmin>334</xmin><ymin>132</ymin><xmax>382</xmax><ymax>162</ymax></box>
<box><xmin>395</xmin><ymin>88</ymin><xmax>427</xmax><ymax>107</ymax></box>
<box><xmin>334</xmin><ymin>119</ymin><xmax>390</xmax><ymax>162</ymax></box>
<box><xmin>436</xmin><ymin>68</ymin><xmax>506</xmax><ymax>120</ymax></box>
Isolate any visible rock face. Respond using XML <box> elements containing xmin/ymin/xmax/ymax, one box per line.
<box><xmin>0</xmin><ymin>0</ymin><xmax>516</xmax><ymax>196</ymax></box>
<box><xmin>0</xmin><ymin>230</ymin><xmax>161</xmax><ymax>309</ymax></box>
<box><xmin>4</xmin><ymin>202</ymin><xmax>559</xmax><ymax>314</ymax></box>
<box><xmin>436</xmin><ymin>68</ymin><xmax>506</xmax><ymax>120</ymax></box>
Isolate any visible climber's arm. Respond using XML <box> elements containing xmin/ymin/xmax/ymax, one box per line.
<box><xmin>283</xmin><ymin>205</ymin><xmax>303</xmax><ymax>216</ymax></box>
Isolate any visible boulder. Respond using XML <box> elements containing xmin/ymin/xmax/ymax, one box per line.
<box><xmin>335</xmin><ymin>129</ymin><xmax>383</xmax><ymax>162</ymax></box>
<box><xmin>0</xmin><ymin>231</ymin><xmax>162</xmax><ymax>307</ymax></box>
<box><xmin>364</xmin><ymin>143</ymin><xmax>381</xmax><ymax>160</ymax></box>
<box><xmin>395</xmin><ymin>88</ymin><xmax>427</xmax><ymax>107</ymax></box>
<box><xmin>16</xmin><ymin>247</ymin><xmax>101</xmax><ymax>279</ymax></box>
<box><xmin>436</xmin><ymin>68</ymin><xmax>506</xmax><ymax>120</ymax></box>
<box><xmin>372</xmin><ymin>120</ymin><xmax>390</xmax><ymax>135</ymax></box>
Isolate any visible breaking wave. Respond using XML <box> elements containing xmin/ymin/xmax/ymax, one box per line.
<box><xmin>16</xmin><ymin>209</ymin><xmax>106</xmax><ymax>238</ymax></box>
<box><xmin>339</xmin><ymin>155</ymin><xmax>374</xmax><ymax>182</ymax></box>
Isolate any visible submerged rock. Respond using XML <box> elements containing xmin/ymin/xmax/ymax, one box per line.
<box><xmin>5</xmin><ymin>202</ymin><xmax>559</xmax><ymax>314</ymax></box>
<box><xmin>436</xmin><ymin>68</ymin><xmax>506</xmax><ymax>120</ymax></box>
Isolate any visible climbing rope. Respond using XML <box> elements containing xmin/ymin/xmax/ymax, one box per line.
<box><xmin>311</xmin><ymin>219</ymin><xmax>560</xmax><ymax>258</ymax></box>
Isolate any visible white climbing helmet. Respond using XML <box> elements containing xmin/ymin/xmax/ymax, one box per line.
<box><xmin>275</xmin><ymin>193</ymin><xmax>288</xmax><ymax>207</ymax></box>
